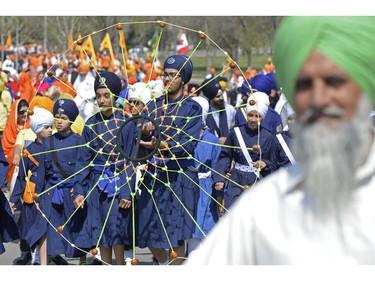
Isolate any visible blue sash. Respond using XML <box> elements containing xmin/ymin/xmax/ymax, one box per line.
<box><xmin>92</xmin><ymin>165</ymin><xmax>122</xmax><ymax>197</ymax></box>
<box><xmin>49</xmin><ymin>177</ymin><xmax>75</xmax><ymax>205</ymax></box>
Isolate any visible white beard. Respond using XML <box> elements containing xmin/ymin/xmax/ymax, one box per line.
<box><xmin>292</xmin><ymin>95</ymin><xmax>373</xmax><ymax>223</ymax></box>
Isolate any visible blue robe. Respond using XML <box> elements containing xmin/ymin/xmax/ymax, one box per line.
<box><xmin>25</xmin><ymin>131</ymin><xmax>88</xmax><ymax>258</ymax></box>
<box><xmin>192</xmin><ymin>128</ymin><xmax>221</xmax><ymax>239</ymax></box>
<box><xmin>137</xmin><ymin>94</ymin><xmax>202</xmax><ymax>249</ymax></box>
<box><xmin>213</xmin><ymin>124</ymin><xmax>278</xmax><ymax>209</ymax></box>
<box><xmin>0</xmin><ymin>145</ymin><xmax>19</xmax><ymax>255</ymax></box>
<box><xmin>272</xmin><ymin>131</ymin><xmax>294</xmax><ymax>169</ymax></box>
<box><xmin>234</xmin><ymin>106</ymin><xmax>283</xmax><ymax>135</ymax></box>
<box><xmin>9</xmin><ymin>141</ymin><xmax>41</xmax><ymax>243</ymax></box>
<box><xmin>74</xmin><ymin>110</ymin><xmax>136</xmax><ymax>248</ymax></box>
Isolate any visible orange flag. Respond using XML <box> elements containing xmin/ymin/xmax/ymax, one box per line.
<box><xmin>68</xmin><ymin>33</ymin><xmax>74</xmax><ymax>53</ymax></box>
<box><xmin>81</xmin><ymin>35</ymin><xmax>97</xmax><ymax>67</ymax></box>
<box><xmin>99</xmin><ymin>32</ymin><xmax>114</xmax><ymax>62</ymax></box>
<box><xmin>5</xmin><ymin>30</ymin><xmax>12</xmax><ymax>50</ymax></box>
<box><xmin>119</xmin><ymin>30</ymin><xmax>128</xmax><ymax>58</ymax></box>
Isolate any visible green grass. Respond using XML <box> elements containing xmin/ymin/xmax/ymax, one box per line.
<box><xmin>189</xmin><ymin>54</ymin><xmax>271</xmax><ymax>83</ymax></box>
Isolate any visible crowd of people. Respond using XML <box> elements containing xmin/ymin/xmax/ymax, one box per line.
<box><xmin>3</xmin><ymin>15</ymin><xmax>372</xmax><ymax>267</ymax></box>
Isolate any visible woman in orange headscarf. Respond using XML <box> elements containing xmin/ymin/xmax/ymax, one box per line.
<box><xmin>19</xmin><ymin>68</ymin><xmax>34</xmax><ymax>104</ymax></box>
<box><xmin>1</xmin><ymin>99</ymin><xmax>30</xmax><ymax>185</ymax></box>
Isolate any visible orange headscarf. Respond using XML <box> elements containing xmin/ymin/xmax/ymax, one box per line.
<box><xmin>29</xmin><ymin>95</ymin><xmax>54</xmax><ymax>113</ymax></box>
<box><xmin>1</xmin><ymin>99</ymin><xmax>30</xmax><ymax>184</ymax></box>
<box><xmin>19</xmin><ymin>68</ymin><xmax>35</xmax><ymax>104</ymax></box>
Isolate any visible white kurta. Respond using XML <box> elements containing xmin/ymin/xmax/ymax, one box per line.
<box><xmin>185</xmin><ymin>139</ymin><xmax>375</xmax><ymax>265</ymax></box>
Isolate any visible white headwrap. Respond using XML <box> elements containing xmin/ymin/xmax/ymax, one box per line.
<box><xmin>192</xmin><ymin>96</ymin><xmax>210</xmax><ymax>125</ymax></box>
<box><xmin>29</xmin><ymin>106</ymin><xmax>54</xmax><ymax>134</ymax></box>
<box><xmin>245</xmin><ymin>91</ymin><xmax>270</xmax><ymax>119</ymax></box>
<box><xmin>127</xmin><ymin>82</ymin><xmax>152</xmax><ymax>106</ymax></box>
<box><xmin>149</xmin><ymin>80</ymin><xmax>165</xmax><ymax>98</ymax></box>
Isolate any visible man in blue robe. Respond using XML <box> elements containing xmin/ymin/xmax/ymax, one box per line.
<box><xmin>137</xmin><ymin>54</ymin><xmax>202</xmax><ymax>265</ymax></box>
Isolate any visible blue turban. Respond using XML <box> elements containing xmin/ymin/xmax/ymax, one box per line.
<box><xmin>94</xmin><ymin>71</ymin><xmax>122</xmax><ymax>96</ymax></box>
<box><xmin>266</xmin><ymin>72</ymin><xmax>278</xmax><ymax>91</ymax></box>
<box><xmin>201</xmin><ymin>77</ymin><xmax>221</xmax><ymax>100</ymax></box>
<box><xmin>53</xmin><ymin>99</ymin><xmax>79</xmax><ymax>122</ymax></box>
<box><xmin>241</xmin><ymin>74</ymin><xmax>274</xmax><ymax>96</ymax></box>
<box><xmin>163</xmin><ymin>55</ymin><xmax>193</xmax><ymax>84</ymax></box>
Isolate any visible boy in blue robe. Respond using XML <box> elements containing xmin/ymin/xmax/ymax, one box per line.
<box><xmin>25</xmin><ymin>99</ymin><xmax>87</xmax><ymax>265</ymax></box>
<box><xmin>10</xmin><ymin>107</ymin><xmax>54</xmax><ymax>265</ymax></box>
<box><xmin>74</xmin><ymin>71</ymin><xmax>136</xmax><ymax>265</ymax></box>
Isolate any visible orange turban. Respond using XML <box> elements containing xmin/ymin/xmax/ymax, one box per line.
<box><xmin>29</xmin><ymin>95</ymin><xmax>54</xmax><ymax>113</ymax></box>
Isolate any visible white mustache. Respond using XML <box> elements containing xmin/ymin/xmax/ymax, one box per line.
<box><xmin>299</xmin><ymin>107</ymin><xmax>345</xmax><ymax>124</ymax></box>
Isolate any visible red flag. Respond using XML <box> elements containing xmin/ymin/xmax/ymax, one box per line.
<box><xmin>177</xmin><ymin>32</ymin><xmax>190</xmax><ymax>55</ymax></box>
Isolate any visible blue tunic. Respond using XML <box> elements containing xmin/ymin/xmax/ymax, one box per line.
<box><xmin>272</xmin><ymin>131</ymin><xmax>294</xmax><ymax>169</ymax></box>
<box><xmin>192</xmin><ymin>128</ymin><xmax>221</xmax><ymax>239</ymax></box>
<box><xmin>74</xmin><ymin>110</ymin><xmax>136</xmax><ymax>248</ymax></box>
<box><xmin>9</xmin><ymin>141</ymin><xmax>42</xmax><ymax>241</ymax></box>
<box><xmin>137</xmin><ymin>94</ymin><xmax>202</xmax><ymax>249</ymax></box>
<box><xmin>234</xmin><ymin>106</ymin><xmax>283</xmax><ymax>135</ymax></box>
<box><xmin>213</xmin><ymin>125</ymin><xmax>279</xmax><ymax>209</ymax></box>
<box><xmin>0</xmin><ymin>145</ymin><xmax>19</xmax><ymax>255</ymax></box>
<box><xmin>25</xmin><ymin>131</ymin><xmax>88</xmax><ymax>258</ymax></box>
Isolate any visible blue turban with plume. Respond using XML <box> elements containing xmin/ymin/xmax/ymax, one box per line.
<box><xmin>53</xmin><ymin>99</ymin><xmax>79</xmax><ymax>122</ymax></box>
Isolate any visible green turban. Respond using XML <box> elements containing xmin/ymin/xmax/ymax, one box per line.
<box><xmin>273</xmin><ymin>16</ymin><xmax>375</xmax><ymax>106</ymax></box>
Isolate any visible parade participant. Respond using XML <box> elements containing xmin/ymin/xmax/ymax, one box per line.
<box><xmin>33</xmin><ymin>71</ymin><xmax>50</xmax><ymax>95</ymax></box>
<box><xmin>212</xmin><ymin>91</ymin><xmax>278</xmax><ymax>209</ymax></box>
<box><xmin>186</xmin><ymin>16</ymin><xmax>375</xmax><ymax>265</ymax></box>
<box><xmin>0</xmin><ymin>74</ymin><xmax>12</xmax><ymax>140</ymax></box>
<box><xmin>137</xmin><ymin>54</ymin><xmax>202</xmax><ymax>265</ymax></box>
<box><xmin>267</xmin><ymin>71</ymin><xmax>296</xmax><ymax>129</ymax></box>
<box><xmin>186</xmin><ymin>96</ymin><xmax>221</xmax><ymax>256</ymax></box>
<box><xmin>73</xmin><ymin>71</ymin><xmax>136</xmax><ymax>265</ymax></box>
<box><xmin>9</xmin><ymin>107</ymin><xmax>54</xmax><ymax>265</ymax></box>
<box><xmin>52</xmin><ymin>69</ymin><xmax>76</xmax><ymax>98</ymax></box>
<box><xmin>1</xmin><ymin>99</ymin><xmax>29</xmax><ymax>187</ymax></box>
<box><xmin>19</xmin><ymin>67</ymin><xmax>34</xmax><ymax>104</ymax></box>
<box><xmin>73</xmin><ymin>64</ymin><xmax>96</xmax><ymax>122</ymax></box>
<box><xmin>201</xmin><ymin>77</ymin><xmax>236</xmax><ymax>145</ymax></box>
<box><xmin>25</xmin><ymin>98</ymin><xmax>87</xmax><ymax>265</ymax></box>
<box><xmin>0</xmin><ymin>144</ymin><xmax>19</xmax><ymax>256</ymax></box>
<box><xmin>236</xmin><ymin>74</ymin><xmax>283</xmax><ymax>135</ymax></box>
<box><xmin>12</xmin><ymin>96</ymin><xmax>54</xmax><ymax>170</ymax></box>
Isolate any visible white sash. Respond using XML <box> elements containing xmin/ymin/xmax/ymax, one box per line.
<box><xmin>233</xmin><ymin>127</ymin><xmax>260</xmax><ymax>177</ymax></box>
<box><xmin>276</xmin><ymin>133</ymin><xmax>297</xmax><ymax>165</ymax></box>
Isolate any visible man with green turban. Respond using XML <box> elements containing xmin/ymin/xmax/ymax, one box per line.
<box><xmin>185</xmin><ymin>16</ymin><xmax>375</xmax><ymax>265</ymax></box>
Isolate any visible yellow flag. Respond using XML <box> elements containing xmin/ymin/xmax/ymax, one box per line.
<box><xmin>5</xmin><ymin>30</ymin><xmax>12</xmax><ymax>50</ymax></box>
<box><xmin>119</xmin><ymin>30</ymin><xmax>127</xmax><ymax>53</ymax></box>
<box><xmin>99</xmin><ymin>32</ymin><xmax>114</xmax><ymax>62</ymax></box>
<box><xmin>81</xmin><ymin>35</ymin><xmax>97</xmax><ymax>68</ymax></box>
<box><xmin>68</xmin><ymin>33</ymin><xmax>74</xmax><ymax>53</ymax></box>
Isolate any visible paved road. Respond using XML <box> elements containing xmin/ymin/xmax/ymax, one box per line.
<box><xmin>0</xmin><ymin>240</ymin><xmax>154</xmax><ymax>265</ymax></box>
<box><xmin>1</xmin><ymin>187</ymin><xmax>154</xmax><ymax>266</ymax></box>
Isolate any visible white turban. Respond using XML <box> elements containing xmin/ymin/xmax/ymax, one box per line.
<box><xmin>127</xmin><ymin>82</ymin><xmax>152</xmax><ymax>106</ymax></box>
<box><xmin>245</xmin><ymin>91</ymin><xmax>270</xmax><ymax>119</ymax></box>
<box><xmin>192</xmin><ymin>96</ymin><xmax>209</xmax><ymax>125</ymax></box>
<box><xmin>29</xmin><ymin>106</ymin><xmax>54</xmax><ymax>135</ymax></box>
<box><xmin>149</xmin><ymin>80</ymin><xmax>165</xmax><ymax>98</ymax></box>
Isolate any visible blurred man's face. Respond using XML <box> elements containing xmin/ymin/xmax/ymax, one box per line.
<box><xmin>294</xmin><ymin>51</ymin><xmax>363</xmax><ymax>128</ymax></box>
<box><xmin>211</xmin><ymin>90</ymin><xmax>225</xmax><ymax>107</ymax></box>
